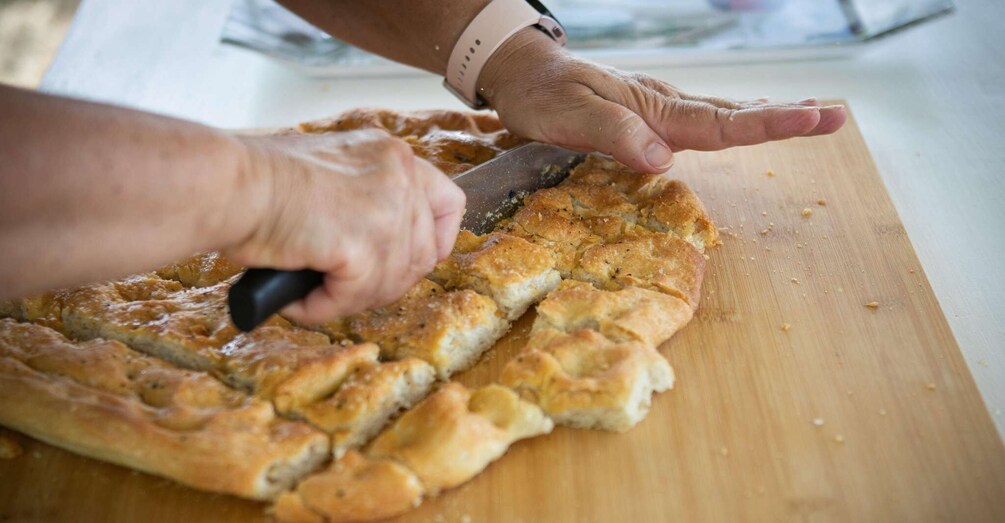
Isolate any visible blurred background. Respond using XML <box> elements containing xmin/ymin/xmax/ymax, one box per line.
<box><xmin>221</xmin><ymin>0</ymin><xmax>954</xmax><ymax>76</ymax></box>
<box><xmin>1</xmin><ymin>0</ymin><xmax>954</xmax><ymax>88</ymax></box>
<box><xmin>0</xmin><ymin>0</ymin><xmax>79</xmax><ymax>88</ymax></box>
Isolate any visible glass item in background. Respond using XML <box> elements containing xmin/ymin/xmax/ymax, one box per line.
<box><xmin>220</xmin><ymin>0</ymin><xmax>954</xmax><ymax>77</ymax></box>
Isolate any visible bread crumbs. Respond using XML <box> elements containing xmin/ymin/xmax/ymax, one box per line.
<box><xmin>813</xmin><ymin>418</ymin><xmax>825</xmax><ymax>426</ymax></box>
<box><xmin>766</xmin><ymin>169</ymin><xmax>776</xmax><ymax>177</ymax></box>
<box><xmin>781</xmin><ymin>323</ymin><xmax>791</xmax><ymax>332</ymax></box>
<box><xmin>801</xmin><ymin>208</ymin><xmax>813</xmax><ymax>217</ymax></box>
<box><xmin>865</xmin><ymin>302</ymin><xmax>880</xmax><ymax>309</ymax></box>
<box><xmin>817</xmin><ymin>199</ymin><xmax>827</xmax><ymax>206</ymax></box>
<box><xmin>833</xmin><ymin>435</ymin><xmax>845</xmax><ymax>444</ymax></box>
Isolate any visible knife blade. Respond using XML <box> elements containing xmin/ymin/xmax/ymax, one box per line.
<box><xmin>228</xmin><ymin>143</ymin><xmax>585</xmax><ymax>332</ymax></box>
<box><xmin>453</xmin><ymin>142</ymin><xmax>585</xmax><ymax>234</ymax></box>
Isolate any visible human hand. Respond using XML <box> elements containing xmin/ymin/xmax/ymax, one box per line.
<box><xmin>480</xmin><ymin>29</ymin><xmax>847</xmax><ymax>173</ymax></box>
<box><xmin>225</xmin><ymin>130</ymin><xmax>466</xmax><ymax>324</ymax></box>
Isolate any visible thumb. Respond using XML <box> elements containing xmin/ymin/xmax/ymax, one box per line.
<box><xmin>552</xmin><ymin>95</ymin><xmax>674</xmax><ymax>174</ymax></box>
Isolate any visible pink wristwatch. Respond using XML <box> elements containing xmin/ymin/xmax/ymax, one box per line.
<box><xmin>444</xmin><ymin>0</ymin><xmax>567</xmax><ymax>110</ymax></box>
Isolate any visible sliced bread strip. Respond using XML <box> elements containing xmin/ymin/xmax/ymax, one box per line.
<box><xmin>430</xmin><ymin>230</ymin><xmax>560</xmax><ymax>320</ymax></box>
<box><xmin>501</xmin><ymin>328</ymin><xmax>674</xmax><ymax>432</ymax></box>
<box><xmin>534</xmin><ymin>280</ymin><xmax>693</xmax><ymax>348</ymax></box>
<box><xmin>0</xmin><ymin>319</ymin><xmax>328</xmax><ymax>500</ymax></box>
<box><xmin>339</xmin><ymin>279</ymin><xmax>509</xmax><ymax>379</ymax></box>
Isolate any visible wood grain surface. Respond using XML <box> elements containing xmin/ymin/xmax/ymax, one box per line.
<box><xmin>1</xmin><ymin>105</ymin><xmax>1003</xmax><ymax>522</ymax></box>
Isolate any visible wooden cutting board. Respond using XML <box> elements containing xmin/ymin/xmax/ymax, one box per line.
<box><xmin>2</xmin><ymin>104</ymin><xmax>1004</xmax><ymax>522</ymax></box>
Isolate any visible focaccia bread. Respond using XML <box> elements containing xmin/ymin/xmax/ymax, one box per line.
<box><xmin>497</xmin><ymin>186</ymin><xmax>609</xmax><ymax>277</ymax></box>
<box><xmin>430</xmin><ymin>230</ymin><xmax>561</xmax><ymax>320</ymax></box>
<box><xmin>564</xmin><ymin>155</ymin><xmax>720</xmax><ymax>251</ymax></box>
<box><xmin>281</xmin><ymin>344</ymin><xmax>435</xmax><ymax>458</ymax></box>
<box><xmin>298</xmin><ymin>108</ymin><xmax>527</xmax><ymax>176</ymax></box>
<box><xmin>0</xmin><ymin>114</ymin><xmax>719</xmax><ymax>521</ymax></box>
<box><xmin>0</xmin><ymin>319</ymin><xmax>328</xmax><ymax>500</ymax></box>
<box><xmin>533</xmin><ymin>280</ymin><xmax>694</xmax><ymax>348</ymax></box>
<box><xmin>276</xmin><ymin>383</ymin><xmax>552</xmax><ymax>521</ymax></box>
<box><xmin>501</xmin><ymin>328</ymin><xmax>674</xmax><ymax>432</ymax></box>
<box><xmin>59</xmin><ymin>274</ymin><xmax>262</xmax><ymax>371</ymax></box>
<box><xmin>328</xmin><ymin>279</ymin><xmax>508</xmax><ymax>379</ymax></box>
<box><xmin>155</xmin><ymin>251</ymin><xmax>244</xmax><ymax>287</ymax></box>
<box><xmin>573</xmin><ymin>232</ymin><xmax>707</xmax><ymax>308</ymax></box>
<box><xmin>272</xmin><ymin>450</ymin><xmax>424</xmax><ymax>523</ymax></box>
<box><xmin>0</xmin><ymin>290</ymin><xmax>74</xmax><ymax>334</ymax></box>
<box><xmin>367</xmin><ymin>382</ymin><xmax>553</xmax><ymax>494</ymax></box>
<box><xmin>217</xmin><ymin>325</ymin><xmax>342</xmax><ymax>401</ymax></box>
<box><xmin>497</xmin><ymin>154</ymin><xmax>719</xmax><ymax>279</ymax></box>
<box><xmin>58</xmin><ymin>276</ymin><xmax>430</xmax><ymax>457</ymax></box>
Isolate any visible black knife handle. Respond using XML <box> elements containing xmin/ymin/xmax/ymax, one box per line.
<box><xmin>228</xmin><ymin>268</ymin><xmax>325</xmax><ymax>332</ymax></box>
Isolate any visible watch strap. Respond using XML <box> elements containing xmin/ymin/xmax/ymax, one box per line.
<box><xmin>444</xmin><ymin>0</ymin><xmax>566</xmax><ymax>109</ymax></box>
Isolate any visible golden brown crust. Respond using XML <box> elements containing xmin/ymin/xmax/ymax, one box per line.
<box><xmin>167</xmin><ymin>314</ymin><xmax>434</xmax><ymax>458</ymax></box>
<box><xmin>533</xmin><ymin>280</ymin><xmax>693</xmax><ymax>348</ymax></box>
<box><xmin>639</xmin><ymin>179</ymin><xmax>720</xmax><ymax>251</ymax></box>
<box><xmin>0</xmin><ymin>290</ymin><xmax>76</xmax><ymax>334</ymax></box>
<box><xmin>272</xmin><ymin>451</ymin><xmax>424</xmax><ymax>523</ymax></box>
<box><xmin>298</xmin><ymin>355</ymin><xmax>436</xmax><ymax>459</ymax></box>
<box><xmin>573</xmin><ymin>233</ymin><xmax>706</xmax><ymax>308</ymax></box>
<box><xmin>565</xmin><ymin>154</ymin><xmax>669</xmax><ymax>197</ymax></box>
<box><xmin>430</xmin><ymin>231</ymin><xmax>560</xmax><ymax>319</ymax></box>
<box><xmin>298</xmin><ymin>108</ymin><xmax>527</xmax><ymax>176</ymax></box>
<box><xmin>60</xmin><ymin>275</ymin><xmax>289</xmax><ymax>371</ymax></box>
<box><xmin>367</xmin><ymin>383</ymin><xmax>552</xmax><ymax>494</ymax></box>
<box><xmin>218</xmin><ymin>326</ymin><xmax>348</xmax><ymax>406</ymax></box>
<box><xmin>498</xmin><ymin>187</ymin><xmax>607</xmax><ymax>277</ymax></box>
<box><xmin>346</xmin><ymin>280</ymin><xmax>508</xmax><ymax>379</ymax></box>
<box><xmin>155</xmin><ymin>252</ymin><xmax>244</xmax><ymax>287</ymax></box>
<box><xmin>566</xmin><ymin>155</ymin><xmax>720</xmax><ymax>250</ymax></box>
<box><xmin>501</xmin><ymin>328</ymin><xmax>674</xmax><ymax>432</ymax></box>
<box><xmin>0</xmin><ymin>319</ymin><xmax>328</xmax><ymax>499</ymax></box>
<box><xmin>59</xmin><ymin>274</ymin><xmax>437</xmax><ymax>458</ymax></box>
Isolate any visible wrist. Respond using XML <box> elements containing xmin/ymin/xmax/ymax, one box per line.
<box><xmin>477</xmin><ymin>26</ymin><xmax>564</xmax><ymax>108</ymax></box>
<box><xmin>220</xmin><ymin>135</ymin><xmax>276</xmax><ymax>253</ymax></box>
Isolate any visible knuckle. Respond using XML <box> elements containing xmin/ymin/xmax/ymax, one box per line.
<box><xmin>381</xmin><ymin>136</ymin><xmax>414</xmax><ymax>164</ymax></box>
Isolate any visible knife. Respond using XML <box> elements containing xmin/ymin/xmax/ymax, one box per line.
<box><xmin>227</xmin><ymin>142</ymin><xmax>585</xmax><ymax>332</ymax></box>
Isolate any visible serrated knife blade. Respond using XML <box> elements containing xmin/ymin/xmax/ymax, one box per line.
<box><xmin>453</xmin><ymin>142</ymin><xmax>585</xmax><ymax>234</ymax></box>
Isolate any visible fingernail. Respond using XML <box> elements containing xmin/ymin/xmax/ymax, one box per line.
<box><xmin>797</xmin><ymin>97</ymin><xmax>818</xmax><ymax>105</ymax></box>
<box><xmin>645</xmin><ymin>142</ymin><xmax>674</xmax><ymax>170</ymax></box>
<box><xmin>821</xmin><ymin>104</ymin><xmax>846</xmax><ymax>110</ymax></box>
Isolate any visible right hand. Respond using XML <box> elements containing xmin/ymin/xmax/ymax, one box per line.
<box><xmin>224</xmin><ymin>129</ymin><xmax>466</xmax><ymax>324</ymax></box>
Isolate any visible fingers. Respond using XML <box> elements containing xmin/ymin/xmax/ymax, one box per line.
<box><xmin>546</xmin><ymin>95</ymin><xmax>675</xmax><ymax>173</ymax></box>
<box><xmin>680</xmin><ymin>93</ymin><xmax>744</xmax><ymax>110</ymax></box>
<box><xmin>805</xmin><ymin>105</ymin><xmax>847</xmax><ymax>136</ymax></box>
<box><xmin>270</xmin><ymin>132</ymin><xmax>450</xmax><ymax>325</ymax></box>
<box><xmin>416</xmin><ymin>158</ymin><xmax>466</xmax><ymax>260</ymax></box>
<box><xmin>281</xmin><ymin>243</ymin><xmax>372</xmax><ymax>324</ymax></box>
<box><xmin>647</xmin><ymin>99</ymin><xmax>825</xmax><ymax>151</ymax></box>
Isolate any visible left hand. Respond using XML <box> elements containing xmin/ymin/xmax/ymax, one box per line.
<box><xmin>479</xmin><ymin>29</ymin><xmax>847</xmax><ymax>173</ymax></box>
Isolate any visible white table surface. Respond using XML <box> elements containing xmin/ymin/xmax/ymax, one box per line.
<box><xmin>42</xmin><ymin>0</ymin><xmax>1005</xmax><ymax>439</ymax></box>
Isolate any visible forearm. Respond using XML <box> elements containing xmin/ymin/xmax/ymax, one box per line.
<box><xmin>278</xmin><ymin>0</ymin><xmax>493</xmax><ymax>75</ymax></box>
<box><xmin>0</xmin><ymin>85</ymin><xmax>261</xmax><ymax>298</ymax></box>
